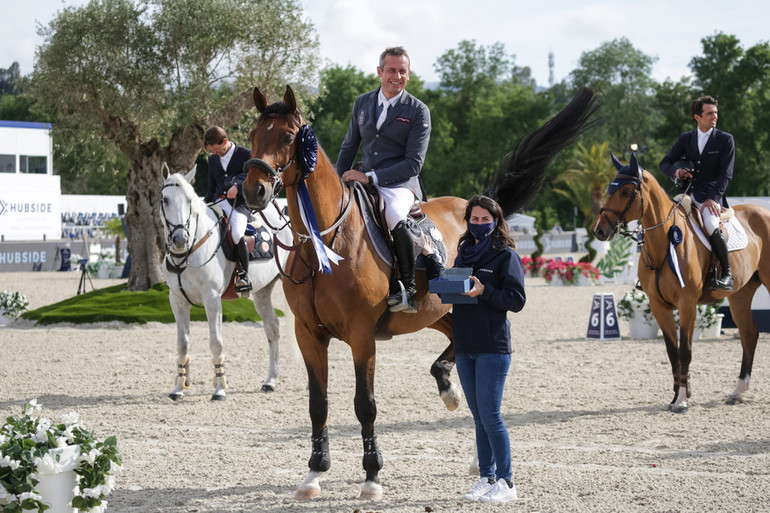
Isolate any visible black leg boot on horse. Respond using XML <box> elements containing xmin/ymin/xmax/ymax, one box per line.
<box><xmin>234</xmin><ymin>237</ymin><xmax>253</xmax><ymax>292</ymax></box>
<box><xmin>709</xmin><ymin>228</ymin><xmax>733</xmax><ymax>291</ymax></box>
<box><xmin>386</xmin><ymin>220</ymin><xmax>417</xmax><ymax>313</ymax></box>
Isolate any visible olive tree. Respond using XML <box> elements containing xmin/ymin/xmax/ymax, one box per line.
<box><xmin>30</xmin><ymin>0</ymin><xmax>318</xmax><ymax>290</ymax></box>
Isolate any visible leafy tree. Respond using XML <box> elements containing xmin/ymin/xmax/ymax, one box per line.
<box><xmin>569</xmin><ymin>38</ymin><xmax>658</xmax><ymax>155</ymax></box>
<box><xmin>29</xmin><ymin>0</ymin><xmax>319</xmax><ymax>290</ymax></box>
<box><xmin>552</xmin><ymin>142</ymin><xmax>616</xmax><ymax>262</ymax></box>
<box><xmin>689</xmin><ymin>33</ymin><xmax>770</xmax><ymax>196</ymax></box>
<box><xmin>307</xmin><ymin>65</ymin><xmax>381</xmax><ymax>163</ymax></box>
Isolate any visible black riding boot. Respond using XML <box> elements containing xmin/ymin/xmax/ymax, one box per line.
<box><xmin>234</xmin><ymin>237</ymin><xmax>253</xmax><ymax>292</ymax></box>
<box><xmin>386</xmin><ymin>220</ymin><xmax>417</xmax><ymax>313</ymax></box>
<box><xmin>709</xmin><ymin>228</ymin><xmax>733</xmax><ymax>291</ymax></box>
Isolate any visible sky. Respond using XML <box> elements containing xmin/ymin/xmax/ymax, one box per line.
<box><xmin>3</xmin><ymin>0</ymin><xmax>769</xmax><ymax>88</ymax></box>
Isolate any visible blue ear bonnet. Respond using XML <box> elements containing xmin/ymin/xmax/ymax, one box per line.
<box><xmin>608</xmin><ymin>152</ymin><xmax>642</xmax><ymax>195</ymax></box>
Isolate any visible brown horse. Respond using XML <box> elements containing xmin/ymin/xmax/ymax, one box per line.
<box><xmin>593</xmin><ymin>153</ymin><xmax>770</xmax><ymax>412</ymax></box>
<box><xmin>242</xmin><ymin>85</ymin><xmax>597</xmax><ymax>499</ymax></box>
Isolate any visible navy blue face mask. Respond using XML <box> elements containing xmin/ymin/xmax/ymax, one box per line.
<box><xmin>468</xmin><ymin>220</ymin><xmax>497</xmax><ymax>241</ymax></box>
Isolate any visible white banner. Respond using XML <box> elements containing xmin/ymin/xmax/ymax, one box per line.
<box><xmin>0</xmin><ymin>175</ymin><xmax>61</xmax><ymax>241</ymax></box>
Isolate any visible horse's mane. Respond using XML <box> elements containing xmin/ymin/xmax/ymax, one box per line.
<box><xmin>484</xmin><ymin>87</ymin><xmax>599</xmax><ymax>217</ymax></box>
<box><xmin>165</xmin><ymin>172</ymin><xmax>207</xmax><ymax>217</ymax></box>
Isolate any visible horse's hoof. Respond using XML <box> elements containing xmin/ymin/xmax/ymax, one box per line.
<box><xmin>295</xmin><ymin>486</ymin><xmax>320</xmax><ymax>501</ymax></box>
<box><xmin>360</xmin><ymin>481</ymin><xmax>383</xmax><ymax>501</ymax></box>
<box><xmin>668</xmin><ymin>403</ymin><xmax>688</xmax><ymax>414</ymax></box>
<box><xmin>210</xmin><ymin>393</ymin><xmax>226</xmax><ymax>401</ymax></box>
<box><xmin>296</xmin><ymin>471</ymin><xmax>322</xmax><ymax>500</ymax></box>
<box><xmin>441</xmin><ymin>383</ymin><xmax>461</xmax><ymax>411</ymax></box>
<box><xmin>261</xmin><ymin>384</ymin><xmax>275</xmax><ymax>392</ymax></box>
<box><xmin>726</xmin><ymin>395</ymin><xmax>742</xmax><ymax>405</ymax></box>
<box><xmin>168</xmin><ymin>392</ymin><xmax>184</xmax><ymax>401</ymax></box>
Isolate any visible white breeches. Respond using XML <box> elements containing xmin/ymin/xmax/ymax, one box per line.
<box><xmin>216</xmin><ymin>199</ymin><xmax>249</xmax><ymax>241</ymax></box>
<box><xmin>692</xmin><ymin>197</ymin><xmax>722</xmax><ymax>234</ymax></box>
<box><xmin>376</xmin><ymin>186</ymin><xmax>417</xmax><ymax>231</ymax></box>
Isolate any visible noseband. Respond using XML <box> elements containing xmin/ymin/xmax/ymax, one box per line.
<box><xmin>161</xmin><ymin>182</ymin><xmax>194</xmax><ymax>255</ymax></box>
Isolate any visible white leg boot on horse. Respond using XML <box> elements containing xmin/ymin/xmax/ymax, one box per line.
<box><xmin>211</xmin><ymin>356</ymin><xmax>227</xmax><ymax>401</ymax></box>
<box><xmin>169</xmin><ymin>355</ymin><xmax>191</xmax><ymax>401</ymax></box>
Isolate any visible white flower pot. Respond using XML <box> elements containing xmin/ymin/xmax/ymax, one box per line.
<box><xmin>694</xmin><ymin>313</ymin><xmax>724</xmax><ymax>341</ymax></box>
<box><xmin>0</xmin><ymin>314</ymin><xmax>14</xmax><ymax>325</ymax></box>
<box><xmin>548</xmin><ymin>278</ymin><xmax>563</xmax><ymax>286</ymax></box>
<box><xmin>111</xmin><ymin>264</ymin><xmax>124</xmax><ymax>279</ymax></box>
<box><xmin>97</xmin><ymin>264</ymin><xmax>111</xmax><ymax>279</ymax></box>
<box><xmin>36</xmin><ymin>445</ymin><xmax>80</xmax><ymax>513</ymax></box>
<box><xmin>628</xmin><ymin>316</ymin><xmax>659</xmax><ymax>339</ymax></box>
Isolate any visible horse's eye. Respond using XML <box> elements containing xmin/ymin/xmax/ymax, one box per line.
<box><xmin>285</xmin><ymin>133</ymin><xmax>295</xmax><ymax>145</ymax></box>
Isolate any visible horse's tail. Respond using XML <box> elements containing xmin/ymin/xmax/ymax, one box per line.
<box><xmin>484</xmin><ymin>87</ymin><xmax>598</xmax><ymax>218</ymax></box>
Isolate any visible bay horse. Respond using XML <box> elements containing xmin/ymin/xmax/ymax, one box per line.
<box><xmin>593</xmin><ymin>153</ymin><xmax>770</xmax><ymax>412</ymax></box>
<box><xmin>242</xmin><ymin>85</ymin><xmax>597</xmax><ymax>499</ymax></box>
<box><xmin>160</xmin><ymin>164</ymin><xmax>292</xmax><ymax>400</ymax></box>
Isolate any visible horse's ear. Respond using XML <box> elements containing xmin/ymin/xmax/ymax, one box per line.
<box><xmin>161</xmin><ymin>162</ymin><xmax>170</xmax><ymax>180</ymax></box>
<box><xmin>283</xmin><ymin>85</ymin><xmax>297</xmax><ymax>113</ymax></box>
<box><xmin>185</xmin><ymin>164</ymin><xmax>196</xmax><ymax>185</ymax></box>
<box><xmin>610</xmin><ymin>152</ymin><xmax>623</xmax><ymax>171</ymax></box>
<box><xmin>630</xmin><ymin>152</ymin><xmax>642</xmax><ymax>181</ymax></box>
<box><xmin>254</xmin><ymin>87</ymin><xmax>268</xmax><ymax>113</ymax></box>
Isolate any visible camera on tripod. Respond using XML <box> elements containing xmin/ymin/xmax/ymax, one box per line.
<box><xmin>77</xmin><ymin>258</ymin><xmax>93</xmax><ymax>295</ymax></box>
<box><xmin>78</xmin><ymin>258</ymin><xmax>88</xmax><ymax>271</ymax></box>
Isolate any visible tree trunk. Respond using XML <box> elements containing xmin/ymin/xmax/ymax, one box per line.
<box><xmin>123</xmin><ymin>129</ymin><xmax>201</xmax><ymax>291</ymax></box>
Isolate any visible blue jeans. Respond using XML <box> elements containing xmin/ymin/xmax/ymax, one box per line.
<box><xmin>455</xmin><ymin>352</ymin><xmax>511</xmax><ymax>482</ymax></box>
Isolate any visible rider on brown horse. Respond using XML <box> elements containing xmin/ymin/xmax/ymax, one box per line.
<box><xmin>336</xmin><ymin>46</ymin><xmax>431</xmax><ymax>313</ymax></box>
<box><xmin>660</xmin><ymin>95</ymin><xmax>735</xmax><ymax>291</ymax></box>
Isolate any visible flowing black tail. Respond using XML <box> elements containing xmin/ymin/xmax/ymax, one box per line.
<box><xmin>484</xmin><ymin>87</ymin><xmax>598</xmax><ymax>217</ymax></box>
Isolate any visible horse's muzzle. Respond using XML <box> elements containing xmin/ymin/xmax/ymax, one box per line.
<box><xmin>242</xmin><ymin>158</ymin><xmax>276</xmax><ymax>211</ymax></box>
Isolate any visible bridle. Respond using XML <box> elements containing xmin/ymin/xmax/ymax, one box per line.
<box><xmin>245</xmin><ymin>114</ymin><xmax>354</xmax><ymax>285</ymax></box>
<box><xmin>597</xmin><ymin>179</ymin><xmax>644</xmax><ymax>238</ymax></box>
<box><xmin>160</xmin><ymin>181</ymin><xmax>222</xmax><ymax>276</ymax></box>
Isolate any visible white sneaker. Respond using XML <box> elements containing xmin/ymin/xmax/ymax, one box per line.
<box><xmin>462</xmin><ymin>478</ymin><xmax>494</xmax><ymax>500</ymax></box>
<box><xmin>479</xmin><ymin>478</ymin><xmax>517</xmax><ymax>503</ymax></box>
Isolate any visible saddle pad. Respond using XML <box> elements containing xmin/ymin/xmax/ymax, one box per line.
<box><xmin>688</xmin><ymin>215</ymin><xmax>749</xmax><ymax>252</ymax></box>
<box><xmin>353</xmin><ymin>184</ymin><xmax>447</xmax><ymax>270</ymax></box>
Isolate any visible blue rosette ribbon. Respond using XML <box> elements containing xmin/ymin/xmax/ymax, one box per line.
<box><xmin>294</xmin><ymin>125</ymin><xmax>342</xmax><ymax>274</ymax></box>
<box><xmin>667</xmin><ymin>225</ymin><xmax>685</xmax><ymax>288</ymax></box>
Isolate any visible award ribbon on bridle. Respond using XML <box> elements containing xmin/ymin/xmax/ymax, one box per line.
<box><xmin>295</xmin><ymin>125</ymin><xmax>342</xmax><ymax>274</ymax></box>
<box><xmin>667</xmin><ymin>225</ymin><xmax>685</xmax><ymax>288</ymax></box>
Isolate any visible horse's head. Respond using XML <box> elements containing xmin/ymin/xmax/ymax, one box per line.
<box><xmin>243</xmin><ymin>85</ymin><xmax>306</xmax><ymax>211</ymax></box>
<box><xmin>160</xmin><ymin>163</ymin><xmax>203</xmax><ymax>254</ymax></box>
<box><xmin>593</xmin><ymin>152</ymin><xmax>644</xmax><ymax>241</ymax></box>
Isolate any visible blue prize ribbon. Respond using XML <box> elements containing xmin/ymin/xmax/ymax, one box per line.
<box><xmin>296</xmin><ymin>125</ymin><xmax>332</xmax><ymax>274</ymax></box>
<box><xmin>667</xmin><ymin>226</ymin><xmax>685</xmax><ymax>288</ymax></box>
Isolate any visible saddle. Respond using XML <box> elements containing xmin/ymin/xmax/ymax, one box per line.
<box><xmin>351</xmin><ymin>182</ymin><xmax>448</xmax><ymax>271</ymax></box>
<box><xmin>209</xmin><ymin>204</ymin><xmax>275</xmax><ymax>300</ymax></box>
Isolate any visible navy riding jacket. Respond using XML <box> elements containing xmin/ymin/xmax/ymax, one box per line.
<box><xmin>451</xmin><ymin>246</ymin><xmax>526</xmax><ymax>354</ymax></box>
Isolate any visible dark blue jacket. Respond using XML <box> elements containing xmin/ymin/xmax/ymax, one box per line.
<box><xmin>204</xmin><ymin>144</ymin><xmax>252</xmax><ymax>204</ymax></box>
<box><xmin>659</xmin><ymin>128</ymin><xmax>735</xmax><ymax>205</ymax></box>
<box><xmin>451</xmin><ymin>246</ymin><xmax>526</xmax><ymax>354</ymax></box>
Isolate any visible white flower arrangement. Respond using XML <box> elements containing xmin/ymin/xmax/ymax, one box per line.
<box><xmin>0</xmin><ymin>400</ymin><xmax>122</xmax><ymax>513</ymax></box>
<box><xmin>617</xmin><ymin>288</ymin><xmax>723</xmax><ymax>329</ymax></box>
<box><xmin>617</xmin><ymin>288</ymin><xmax>654</xmax><ymax>322</ymax></box>
<box><xmin>0</xmin><ymin>290</ymin><xmax>29</xmax><ymax>319</ymax></box>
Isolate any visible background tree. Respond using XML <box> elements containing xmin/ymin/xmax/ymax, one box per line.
<box><xmin>552</xmin><ymin>142</ymin><xmax>616</xmax><ymax>262</ymax></box>
<box><xmin>569</xmin><ymin>37</ymin><xmax>658</xmax><ymax>156</ymax></box>
<box><xmin>689</xmin><ymin>33</ymin><xmax>770</xmax><ymax>196</ymax></box>
<box><xmin>29</xmin><ymin>0</ymin><xmax>319</xmax><ymax>290</ymax></box>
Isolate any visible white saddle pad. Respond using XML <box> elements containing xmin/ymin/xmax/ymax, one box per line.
<box><xmin>688</xmin><ymin>215</ymin><xmax>748</xmax><ymax>252</ymax></box>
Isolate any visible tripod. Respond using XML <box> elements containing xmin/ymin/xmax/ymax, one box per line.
<box><xmin>77</xmin><ymin>259</ymin><xmax>94</xmax><ymax>295</ymax></box>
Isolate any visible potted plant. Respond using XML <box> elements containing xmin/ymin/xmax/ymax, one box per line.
<box><xmin>617</xmin><ymin>289</ymin><xmax>659</xmax><ymax>339</ymax></box>
<box><xmin>673</xmin><ymin>301</ymin><xmax>725</xmax><ymax>341</ymax></box>
<box><xmin>0</xmin><ymin>400</ymin><xmax>122</xmax><ymax>512</ymax></box>
<box><xmin>0</xmin><ymin>290</ymin><xmax>29</xmax><ymax>325</ymax></box>
<box><xmin>542</xmin><ymin>260</ymin><xmax>599</xmax><ymax>286</ymax></box>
